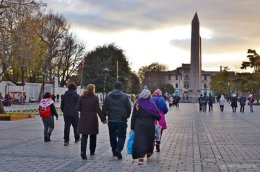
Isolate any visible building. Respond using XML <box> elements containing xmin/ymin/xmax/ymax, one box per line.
<box><xmin>143</xmin><ymin>13</ymin><xmax>221</xmax><ymax>101</ymax></box>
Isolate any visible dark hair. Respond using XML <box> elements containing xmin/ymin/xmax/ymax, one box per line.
<box><xmin>68</xmin><ymin>83</ymin><xmax>77</xmax><ymax>90</ymax></box>
<box><xmin>113</xmin><ymin>82</ymin><xmax>122</xmax><ymax>90</ymax></box>
<box><xmin>43</xmin><ymin>92</ymin><xmax>52</xmax><ymax>99</ymax></box>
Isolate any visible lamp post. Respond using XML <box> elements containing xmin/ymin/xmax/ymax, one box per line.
<box><xmin>21</xmin><ymin>65</ymin><xmax>26</xmax><ymax>92</ymax></box>
<box><xmin>103</xmin><ymin>67</ymin><xmax>109</xmax><ymax>94</ymax></box>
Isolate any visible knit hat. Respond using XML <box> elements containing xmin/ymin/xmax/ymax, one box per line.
<box><xmin>139</xmin><ymin>89</ymin><xmax>151</xmax><ymax>99</ymax></box>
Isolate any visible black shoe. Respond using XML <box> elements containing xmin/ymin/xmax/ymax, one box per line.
<box><xmin>90</xmin><ymin>152</ymin><xmax>95</xmax><ymax>156</ymax></box>
<box><xmin>44</xmin><ymin>137</ymin><xmax>51</xmax><ymax>142</ymax></box>
<box><xmin>147</xmin><ymin>153</ymin><xmax>152</xmax><ymax>158</ymax></box>
<box><xmin>64</xmin><ymin>142</ymin><xmax>69</xmax><ymax>146</ymax></box>
<box><xmin>156</xmin><ymin>144</ymin><xmax>160</xmax><ymax>152</ymax></box>
<box><xmin>75</xmin><ymin>138</ymin><xmax>81</xmax><ymax>143</ymax></box>
<box><xmin>112</xmin><ymin>151</ymin><xmax>116</xmax><ymax>157</ymax></box>
<box><xmin>81</xmin><ymin>153</ymin><xmax>87</xmax><ymax>160</ymax></box>
<box><xmin>114</xmin><ymin>151</ymin><xmax>122</xmax><ymax>160</ymax></box>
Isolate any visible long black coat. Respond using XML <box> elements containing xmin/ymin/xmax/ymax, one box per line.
<box><xmin>231</xmin><ymin>97</ymin><xmax>238</xmax><ymax>107</ymax></box>
<box><xmin>76</xmin><ymin>94</ymin><xmax>105</xmax><ymax>135</ymax></box>
<box><xmin>131</xmin><ymin>104</ymin><xmax>161</xmax><ymax>159</ymax></box>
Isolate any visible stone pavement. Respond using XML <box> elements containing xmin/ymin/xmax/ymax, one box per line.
<box><xmin>0</xmin><ymin>103</ymin><xmax>260</xmax><ymax>172</ymax></box>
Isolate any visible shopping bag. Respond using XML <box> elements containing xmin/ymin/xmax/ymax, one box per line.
<box><xmin>155</xmin><ymin>124</ymin><xmax>161</xmax><ymax>141</ymax></box>
<box><xmin>127</xmin><ymin>131</ymin><xmax>135</xmax><ymax>155</ymax></box>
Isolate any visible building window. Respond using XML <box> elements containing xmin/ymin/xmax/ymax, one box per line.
<box><xmin>184</xmin><ymin>75</ymin><xmax>189</xmax><ymax>80</ymax></box>
<box><xmin>204</xmin><ymin>84</ymin><xmax>207</xmax><ymax>89</ymax></box>
<box><xmin>168</xmin><ymin>75</ymin><xmax>171</xmax><ymax>80</ymax></box>
<box><xmin>204</xmin><ymin>75</ymin><xmax>207</xmax><ymax>81</ymax></box>
<box><xmin>176</xmin><ymin>75</ymin><xmax>178</xmax><ymax>80</ymax></box>
<box><xmin>175</xmin><ymin>83</ymin><xmax>178</xmax><ymax>88</ymax></box>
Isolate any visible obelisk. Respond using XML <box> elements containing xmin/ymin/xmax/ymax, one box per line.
<box><xmin>190</xmin><ymin>12</ymin><xmax>201</xmax><ymax>95</ymax></box>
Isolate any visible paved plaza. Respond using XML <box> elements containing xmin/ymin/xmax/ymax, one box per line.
<box><xmin>0</xmin><ymin>103</ymin><xmax>260</xmax><ymax>172</ymax></box>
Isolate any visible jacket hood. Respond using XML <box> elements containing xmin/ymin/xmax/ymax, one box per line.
<box><xmin>110</xmin><ymin>89</ymin><xmax>123</xmax><ymax>100</ymax></box>
<box><xmin>65</xmin><ymin>90</ymin><xmax>77</xmax><ymax>96</ymax></box>
<box><xmin>40</xmin><ymin>98</ymin><xmax>53</xmax><ymax>108</ymax></box>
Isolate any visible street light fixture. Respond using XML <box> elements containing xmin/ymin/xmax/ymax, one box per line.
<box><xmin>103</xmin><ymin>67</ymin><xmax>109</xmax><ymax>94</ymax></box>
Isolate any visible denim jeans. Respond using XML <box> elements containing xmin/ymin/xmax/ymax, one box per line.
<box><xmin>250</xmin><ymin>103</ymin><xmax>254</xmax><ymax>112</ymax></box>
<box><xmin>108</xmin><ymin>122</ymin><xmax>127</xmax><ymax>153</ymax></box>
<box><xmin>42</xmin><ymin>115</ymin><xmax>54</xmax><ymax>139</ymax></box>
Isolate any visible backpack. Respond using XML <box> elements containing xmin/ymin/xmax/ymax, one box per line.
<box><xmin>39</xmin><ymin>106</ymin><xmax>51</xmax><ymax>118</ymax></box>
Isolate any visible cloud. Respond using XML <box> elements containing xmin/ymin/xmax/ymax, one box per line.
<box><xmin>39</xmin><ymin>0</ymin><xmax>260</xmax><ymax>71</ymax></box>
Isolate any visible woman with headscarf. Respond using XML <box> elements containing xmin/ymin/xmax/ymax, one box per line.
<box><xmin>131</xmin><ymin>88</ymin><xmax>161</xmax><ymax>165</ymax></box>
<box><xmin>247</xmin><ymin>94</ymin><xmax>254</xmax><ymax>112</ymax></box>
<box><xmin>230</xmin><ymin>94</ymin><xmax>238</xmax><ymax>112</ymax></box>
<box><xmin>219</xmin><ymin>95</ymin><xmax>226</xmax><ymax>112</ymax></box>
<box><xmin>150</xmin><ymin>89</ymin><xmax>168</xmax><ymax>152</ymax></box>
<box><xmin>76</xmin><ymin>84</ymin><xmax>107</xmax><ymax>160</ymax></box>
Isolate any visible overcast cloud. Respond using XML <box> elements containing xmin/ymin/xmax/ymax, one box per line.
<box><xmin>41</xmin><ymin>0</ymin><xmax>260</xmax><ymax>72</ymax></box>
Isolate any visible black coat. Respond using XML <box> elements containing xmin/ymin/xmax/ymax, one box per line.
<box><xmin>61</xmin><ymin>90</ymin><xmax>80</xmax><ymax>116</ymax></box>
<box><xmin>131</xmin><ymin>104</ymin><xmax>160</xmax><ymax>159</ymax></box>
<box><xmin>231</xmin><ymin>97</ymin><xmax>238</xmax><ymax>107</ymax></box>
<box><xmin>76</xmin><ymin>94</ymin><xmax>105</xmax><ymax>135</ymax></box>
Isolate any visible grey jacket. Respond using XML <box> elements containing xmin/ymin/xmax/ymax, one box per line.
<box><xmin>102</xmin><ymin>89</ymin><xmax>131</xmax><ymax>123</ymax></box>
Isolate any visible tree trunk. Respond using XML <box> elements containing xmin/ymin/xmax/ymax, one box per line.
<box><xmin>0</xmin><ymin>101</ymin><xmax>5</xmax><ymax>114</ymax></box>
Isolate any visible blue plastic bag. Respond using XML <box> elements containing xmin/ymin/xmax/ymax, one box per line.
<box><xmin>127</xmin><ymin>131</ymin><xmax>135</xmax><ymax>155</ymax></box>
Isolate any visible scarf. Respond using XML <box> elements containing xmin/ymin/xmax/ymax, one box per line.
<box><xmin>137</xmin><ymin>98</ymin><xmax>159</xmax><ymax>115</ymax></box>
<box><xmin>39</xmin><ymin>98</ymin><xmax>54</xmax><ymax>108</ymax></box>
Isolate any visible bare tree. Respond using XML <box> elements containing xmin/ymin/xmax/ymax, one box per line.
<box><xmin>56</xmin><ymin>33</ymin><xmax>85</xmax><ymax>87</ymax></box>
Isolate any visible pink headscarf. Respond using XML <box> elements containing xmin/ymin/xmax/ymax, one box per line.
<box><xmin>153</xmin><ymin>89</ymin><xmax>162</xmax><ymax>97</ymax></box>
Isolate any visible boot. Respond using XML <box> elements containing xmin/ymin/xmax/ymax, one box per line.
<box><xmin>156</xmin><ymin>144</ymin><xmax>160</xmax><ymax>152</ymax></box>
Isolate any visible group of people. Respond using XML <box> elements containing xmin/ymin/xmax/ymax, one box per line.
<box><xmin>39</xmin><ymin>82</ymin><xmax>168</xmax><ymax>165</ymax></box>
<box><xmin>198</xmin><ymin>92</ymin><xmax>255</xmax><ymax>113</ymax></box>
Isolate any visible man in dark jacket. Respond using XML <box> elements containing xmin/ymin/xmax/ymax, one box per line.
<box><xmin>102</xmin><ymin>82</ymin><xmax>132</xmax><ymax>159</ymax></box>
<box><xmin>61</xmin><ymin>83</ymin><xmax>80</xmax><ymax>146</ymax></box>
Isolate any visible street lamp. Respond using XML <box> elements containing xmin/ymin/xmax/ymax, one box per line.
<box><xmin>21</xmin><ymin>65</ymin><xmax>26</xmax><ymax>91</ymax></box>
<box><xmin>103</xmin><ymin>67</ymin><xmax>109</xmax><ymax>94</ymax></box>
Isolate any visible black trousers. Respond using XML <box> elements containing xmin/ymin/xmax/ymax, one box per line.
<box><xmin>240</xmin><ymin>105</ymin><xmax>245</xmax><ymax>112</ymax></box>
<box><xmin>81</xmin><ymin>134</ymin><xmax>97</xmax><ymax>155</ymax></box>
<box><xmin>63</xmin><ymin>116</ymin><xmax>80</xmax><ymax>142</ymax></box>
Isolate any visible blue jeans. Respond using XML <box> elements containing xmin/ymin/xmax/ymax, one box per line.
<box><xmin>250</xmin><ymin>103</ymin><xmax>253</xmax><ymax>112</ymax></box>
<box><xmin>108</xmin><ymin>122</ymin><xmax>127</xmax><ymax>153</ymax></box>
<box><xmin>42</xmin><ymin>115</ymin><xmax>54</xmax><ymax>139</ymax></box>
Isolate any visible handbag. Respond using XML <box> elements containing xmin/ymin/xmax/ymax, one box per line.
<box><xmin>127</xmin><ymin>131</ymin><xmax>135</xmax><ymax>155</ymax></box>
<box><xmin>155</xmin><ymin>124</ymin><xmax>161</xmax><ymax>141</ymax></box>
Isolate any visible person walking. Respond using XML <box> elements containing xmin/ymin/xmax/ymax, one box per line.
<box><xmin>131</xmin><ymin>88</ymin><xmax>161</xmax><ymax>165</ymax></box>
<box><xmin>208</xmin><ymin>92</ymin><xmax>214</xmax><ymax>111</ymax></box>
<box><xmin>198</xmin><ymin>94</ymin><xmax>203</xmax><ymax>111</ymax></box>
<box><xmin>219</xmin><ymin>95</ymin><xmax>225</xmax><ymax>112</ymax></box>
<box><xmin>76</xmin><ymin>84</ymin><xmax>107</xmax><ymax>160</ymax></box>
<box><xmin>102</xmin><ymin>82</ymin><xmax>132</xmax><ymax>160</ymax></box>
<box><xmin>239</xmin><ymin>93</ymin><xmax>247</xmax><ymax>113</ymax></box>
<box><xmin>248</xmin><ymin>93</ymin><xmax>254</xmax><ymax>112</ymax></box>
<box><xmin>61</xmin><ymin>83</ymin><xmax>80</xmax><ymax>146</ymax></box>
<box><xmin>202</xmin><ymin>92</ymin><xmax>208</xmax><ymax>112</ymax></box>
<box><xmin>39</xmin><ymin>92</ymin><xmax>59</xmax><ymax>142</ymax></box>
<box><xmin>230</xmin><ymin>94</ymin><xmax>238</xmax><ymax>113</ymax></box>
<box><xmin>150</xmin><ymin>89</ymin><xmax>168</xmax><ymax>152</ymax></box>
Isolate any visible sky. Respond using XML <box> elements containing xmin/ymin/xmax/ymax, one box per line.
<box><xmin>40</xmin><ymin>0</ymin><xmax>260</xmax><ymax>73</ymax></box>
